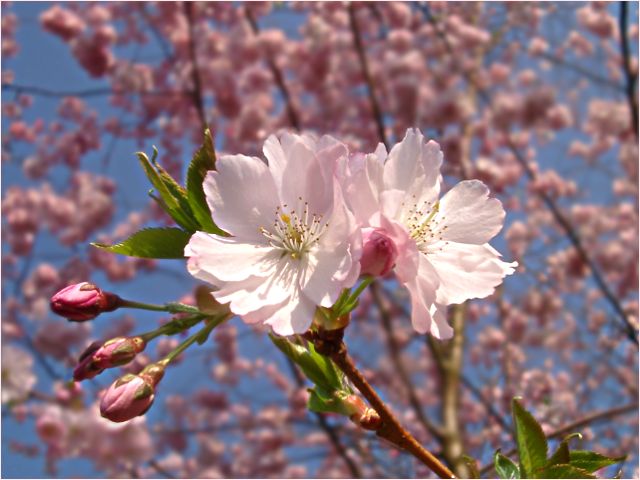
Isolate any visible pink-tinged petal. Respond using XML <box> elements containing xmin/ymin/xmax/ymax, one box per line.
<box><xmin>429</xmin><ymin>242</ymin><xmax>517</xmax><ymax>305</ymax></box>
<box><xmin>383</xmin><ymin>129</ymin><xmax>442</xmax><ymax>200</ymax></box>
<box><xmin>437</xmin><ymin>180</ymin><xmax>505</xmax><ymax>244</ymax></box>
<box><xmin>264</xmin><ymin>288</ymin><xmax>317</xmax><ymax>336</ymax></box>
<box><xmin>299</xmin><ymin>200</ymin><xmax>360</xmax><ymax>306</ymax></box>
<box><xmin>204</xmin><ymin>154</ymin><xmax>279</xmax><ymax>241</ymax></box>
<box><xmin>429</xmin><ymin>304</ymin><xmax>453</xmax><ymax>339</ymax></box>
<box><xmin>266</xmin><ymin>133</ymin><xmax>335</xmax><ymax>214</ymax></box>
<box><xmin>345</xmin><ymin>152</ymin><xmax>385</xmax><ymax>224</ymax></box>
<box><xmin>185</xmin><ymin>232</ymin><xmax>278</xmax><ymax>282</ymax></box>
<box><xmin>378</xmin><ymin>215</ymin><xmax>419</xmax><ymax>282</ymax></box>
<box><xmin>242</xmin><ymin>299</ymin><xmax>289</xmax><ymax>325</ymax></box>
<box><xmin>263</xmin><ymin>133</ymin><xmax>288</xmax><ymax>193</ymax></box>
<box><xmin>405</xmin><ymin>264</ymin><xmax>439</xmax><ymax>334</ymax></box>
<box><xmin>214</xmin><ymin>259</ymin><xmax>297</xmax><ymax>315</ymax></box>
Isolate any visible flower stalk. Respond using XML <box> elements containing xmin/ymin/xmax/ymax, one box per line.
<box><xmin>158</xmin><ymin>313</ymin><xmax>230</xmax><ymax>367</ymax></box>
<box><xmin>309</xmin><ymin>326</ymin><xmax>456</xmax><ymax>479</ymax></box>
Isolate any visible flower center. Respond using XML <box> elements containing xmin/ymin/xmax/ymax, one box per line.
<box><xmin>403</xmin><ymin>198</ymin><xmax>448</xmax><ymax>254</ymax></box>
<box><xmin>260</xmin><ymin>198</ymin><xmax>328</xmax><ymax>260</ymax></box>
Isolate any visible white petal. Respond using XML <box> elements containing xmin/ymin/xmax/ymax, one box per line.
<box><xmin>264</xmin><ymin>288</ymin><xmax>317</xmax><ymax>336</ymax></box>
<box><xmin>300</xmin><ymin>201</ymin><xmax>359</xmax><ymax>307</ymax></box>
<box><xmin>185</xmin><ymin>232</ymin><xmax>278</xmax><ymax>282</ymax></box>
<box><xmin>405</xmin><ymin>266</ymin><xmax>439</xmax><ymax>334</ymax></box>
<box><xmin>204</xmin><ymin>155</ymin><xmax>279</xmax><ymax>241</ymax></box>
<box><xmin>383</xmin><ymin>129</ymin><xmax>442</xmax><ymax>200</ymax></box>
<box><xmin>378</xmin><ymin>215</ymin><xmax>419</xmax><ymax>282</ymax></box>
<box><xmin>437</xmin><ymin>180</ymin><xmax>505</xmax><ymax>244</ymax></box>
<box><xmin>429</xmin><ymin>242</ymin><xmax>517</xmax><ymax>305</ymax></box>
<box><xmin>214</xmin><ymin>259</ymin><xmax>297</xmax><ymax>315</ymax></box>
<box><xmin>345</xmin><ymin>153</ymin><xmax>384</xmax><ymax>224</ymax></box>
<box><xmin>429</xmin><ymin>304</ymin><xmax>453</xmax><ymax>339</ymax></box>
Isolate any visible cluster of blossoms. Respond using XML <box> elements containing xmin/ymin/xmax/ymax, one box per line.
<box><xmin>48</xmin><ymin>128</ymin><xmax>515</xmax><ymax>427</ymax></box>
<box><xmin>186</xmin><ymin>128</ymin><xmax>516</xmax><ymax>338</ymax></box>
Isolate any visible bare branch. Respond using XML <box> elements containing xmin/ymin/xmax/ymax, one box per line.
<box><xmin>245</xmin><ymin>8</ymin><xmax>301</xmax><ymax>131</ymax></box>
<box><xmin>348</xmin><ymin>3</ymin><xmax>389</xmax><ymax>150</ymax></box>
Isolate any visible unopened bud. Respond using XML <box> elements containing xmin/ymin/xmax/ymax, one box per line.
<box><xmin>360</xmin><ymin>228</ymin><xmax>398</xmax><ymax>277</ymax></box>
<box><xmin>343</xmin><ymin>394</ymin><xmax>382</xmax><ymax>430</ymax></box>
<box><xmin>100</xmin><ymin>363</ymin><xmax>165</xmax><ymax>423</ymax></box>
<box><xmin>50</xmin><ymin>282</ymin><xmax>120</xmax><ymax>322</ymax></box>
<box><xmin>74</xmin><ymin>336</ymin><xmax>146</xmax><ymax>382</ymax></box>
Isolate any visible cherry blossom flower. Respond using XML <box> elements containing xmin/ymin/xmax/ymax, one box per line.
<box><xmin>185</xmin><ymin>133</ymin><xmax>361</xmax><ymax>336</ymax></box>
<box><xmin>1</xmin><ymin>344</ymin><xmax>37</xmax><ymax>404</ymax></box>
<box><xmin>343</xmin><ymin>129</ymin><xmax>516</xmax><ymax>338</ymax></box>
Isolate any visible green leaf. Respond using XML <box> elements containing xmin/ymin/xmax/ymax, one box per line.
<box><xmin>186</xmin><ymin>129</ymin><xmax>225</xmax><ymax>235</ymax></box>
<box><xmin>92</xmin><ymin>227</ymin><xmax>192</xmax><ymax>259</ymax></box>
<box><xmin>568</xmin><ymin>451</ymin><xmax>626</xmax><ymax>473</ymax></box>
<box><xmin>269</xmin><ymin>335</ymin><xmax>344</xmax><ymax>393</ymax></box>
<box><xmin>533</xmin><ymin>464</ymin><xmax>595</xmax><ymax>479</ymax></box>
<box><xmin>137</xmin><ymin>151</ymin><xmax>199</xmax><ymax>232</ymax></box>
<box><xmin>494</xmin><ymin>451</ymin><xmax>521</xmax><ymax>479</ymax></box>
<box><xmin>547</xmin><ymin>440</ymin><xmax>571</xmax><ymax>466</ymax></box>
<box><xmin>511</xmin><ymin>398</ymin><xmax>548</xmax><ymax>477</ymax></box>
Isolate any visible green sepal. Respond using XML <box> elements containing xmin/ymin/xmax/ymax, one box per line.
<box><xmin>532</xmin><ymin>464</ymin><xmax>595</xmax><ymax>479</ymax></box>
<box><xmin>461</xmin><ymin>455</ymin><xmax>481</xmax><ymax>479</ymax></box>
<box><xmin>137</xmin><ymin>150</ymin><xmax>199</xmax><ymax>232</ymax></box>
<box><xmin>133</xmin><ymin>382</ymin><xmax>154</xmax><ymax>401</ymax></box>
<box><xmin>186</xmin><ymin>129</ymin><xmax>226</xmax><ymax>235</ymax></box>
<box><xmin>494</xmin><ymin>450</ymin><xmax>521</xmax><ymax>479</ymax></box>
<box><xmin>269</xmin><ymin>335</ymin><xmax>344</xmax><ymax>394</ymax></box>
<box><xmin>307</xmin><ymin>388</ymin><xmax>352</xmax><ymax>415</ymax></box>
<box><xmin>568</xmin><ymin>450</ymin><xmax>626</xmax><ymax>473</ymax></box>
<box><xmin>92</xmin><ymin>227</ymin><xmax>192</xmax><ymax>259</ymax></box>
<box><xmin>512</xmin><ymin>398</ymin><xmax>548</xmax><ymax>478</ymax></box>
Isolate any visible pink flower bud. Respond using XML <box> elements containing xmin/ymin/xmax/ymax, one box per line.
<box><xmin>50</xmin><ymin>282</ymin><xmax>120</xmax><ymax>322</ymax></box>
<box><xmin>100</xmin><ymin>363</ymin><xmax>164</xmax><ymax>423</ymax></box>
<box><xmin>73</xmin><ymin>336</ymin><xmax>146</xmax><ymax>381</ymax></box>
<box><xmin>359</xmin><ymin>228</ymin><xmax>398</xmax><ymax>277</ymax></box>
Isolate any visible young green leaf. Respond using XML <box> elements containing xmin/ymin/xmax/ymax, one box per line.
<box><xmin>92</xmin><ymin>227</ymin><xmax>192</xmax><ymax>259</ymax></box>
<box><xmin>186</xmin><ymin>129</ymin><xmax>225</xmax><ymax>235</ymax></box>
<box><xmin>511</xmin><ymin>398</ymin><xmax>548</xmax><ymax>477</ymax></box>
<box><xmin>494</xmin><ymin>450</ymin><xmax>521</xmax><ymax>479</ymax></box>
<box><xmin>568</xmin><ymin>450</ymin><xmax>626</xmax><ymax>473</ymax></box>
<box><xmin>269</xmin><ymin>335</ymin><xmax>344</xmax><ymax>394</ymax></box>
<box><xmin>533</xmin><ymin>464</ymin><xmax>595</xmax><ymax>479</ymax></box>
<box><xmin>137</xmin><ymin>151</ymin><xmax>199</xmax><ymax>232</ymax></box>
<box><xmin>547</xmin><ymin>440</ymin><xmax>571</xmax><ymax>466</ymax></box>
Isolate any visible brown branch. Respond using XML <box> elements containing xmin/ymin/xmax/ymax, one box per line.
<box><xmin>619</xmin><ymin>1</ymin><xmax>639</xmax><ymax>138</ymax></box>
<box><xmin>1</xmin><ymin>83</ymin><xmax>193</xmax><ymax>99</ymax></box>
<box><xmin>427</xmin><ymin>305</ymin><xmax>470</xmax><ymax>478</ymax></box>
<box><xmin>420</xmin><ymin>5</ymin><xmax>638</xmax><ymax>346</ymax></box>
<box><xmin>370</xmin><ymin>281</ymin><xmax>445</xmax><ymax>442</ymax></box>
<box><xmin>347</xmin><ymin>3</ymin><xmax>389</xmax><ymax>150</ymax></box>
<box><xmin>538</xmin><ymin>51</ymin><xmax>626</xmax><ymax>93</ymax></box>
<box><xmin>310</xmin><ymin>328</ymin><xmax>456</xmax><ymax>479</ymax></box>
<box><xmin>479</xmin><ymin>402</ymin><xmax>638</xmax><ymax>476</ymax></box>
<box><xmin>183</xmin><ymin>2</ymin><xmax>208</xmax><ymax>132</ymax></box>
<box><xmin>245</xmin><ymin>8</ymin><xmax>301</xmax><ymax>130</ymax></box>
